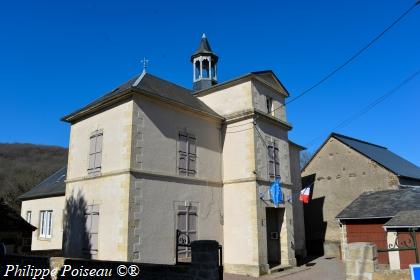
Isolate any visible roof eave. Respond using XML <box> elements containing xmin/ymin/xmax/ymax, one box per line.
<box><xmin>61</xmin><ymin>88</ymin><xmax>135</xmax><ymax>123</ymax></box>
<box><xmin>19</xmin><ymin>191</ymin><xmax>66</xmax><ymax>201</ymax></box>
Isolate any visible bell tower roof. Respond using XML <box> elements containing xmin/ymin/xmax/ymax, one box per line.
<box><xmin>191</xmin><ymin>33</ymin><xmax>218</xmax><ymax>62</ymax></box>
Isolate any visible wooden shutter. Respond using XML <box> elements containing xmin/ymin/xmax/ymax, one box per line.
<box><xmin>274</xmin><ymin>140</ymin><xmax>280</xmax><ymax>177</ymax></box>
<box><xmin>94</xmin><ymin>133</ymin><xmax>103</xmax><ymax>169</ymax></box>
<box><xmin>178</xmin><ymin>133</ymin><xmax>188</xmax><ymax>175</ymax></box>
<box><xmin>268</xmin><ymin>140</ymin><xmax>275</xmax><ymax>178</ymax></box>
<box><xmin>188</xmin><ymin>135</ymin><xmax>196</xmax><ymax>176</ymax></box>
<box><xmin>88</xmin><ymin>136</ymin><xmax>96</xmax><ymax>170</ymax></box>
<box><xmin>90</xmin><ymin>205</ymin><xmax>99</xmax><ymax>254</ymax></box>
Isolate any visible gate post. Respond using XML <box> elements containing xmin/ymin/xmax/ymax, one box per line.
<box><xmin>191</xmin><ymin>240</ymin><xmax>221</xmax><ymax>280</ymax></box>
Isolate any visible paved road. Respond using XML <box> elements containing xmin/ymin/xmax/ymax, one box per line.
<box><xmin>224</xmin><ymin>256</ymin><xmax>345</xmax><ymax>280</ymax></box>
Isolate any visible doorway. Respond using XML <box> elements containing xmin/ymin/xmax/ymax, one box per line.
<box><xmin>266</xmin><ymin>207</ymin><xmax>284</xmax><ymax>267</ymax></box>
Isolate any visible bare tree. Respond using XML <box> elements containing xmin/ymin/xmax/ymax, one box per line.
<box><xmin>300</xmin><ymin>150</ymin><xmax>313</xmax><ymax>169</ymax></box>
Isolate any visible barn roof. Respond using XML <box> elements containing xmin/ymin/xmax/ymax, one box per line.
<box><xmin>332</xmin><ymin>133</ymin><xmax>420</xmax><ymax>181</ymax></box>
<box><xmin>19</xmin><ymin>167</ymin><xmax>66</xmax><ymax>200</ymax></box>
<box><xmin>336</xmin><ymin>188</ymin><xmax>420</xmax><ymax>220</ymax></box>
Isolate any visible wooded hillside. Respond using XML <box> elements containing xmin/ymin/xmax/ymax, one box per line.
<box><xmin>0</xmin><ymin>143</ymin><xmax>67</xmax><ymax>210</ymax></box>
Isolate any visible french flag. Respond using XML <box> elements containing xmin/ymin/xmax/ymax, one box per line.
<box><xmin>299</xmin><ymin>186</ymin><xmax>311</xmax><ymax>204</ymax></box>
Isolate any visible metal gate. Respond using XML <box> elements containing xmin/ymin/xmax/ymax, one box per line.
<box><xmin>377</xmin><ymin>228</ymin><xmax>419</xmax><ymax>265</ymax></box>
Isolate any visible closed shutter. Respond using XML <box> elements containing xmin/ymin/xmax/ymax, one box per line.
<box><xmin>274</xmin><ymin>140</ymin><xmax>280</xmax><ymax>178</ymax></box>
<box><xmin>84</xmin><ymin>205</ymin><xmax>99</xmax><ymax>257</ymax></box>
<box><xmin>268</xmin><ymin>141</ymin><xmax>275</xmax><ymax>178</ymax></box>
<box><xmin>178</xmin><ymin>132</ymin><xmax>188</xmax><ymax>175</ymax></box>
<box><xmin>94</xmin><ymin>133</ymin><xmax>103</xmax><ymax>169</ymax></box>
<box><xmin>88</xmin><ymin>136</ymin><xmax>96</xmax><ymax>170</ymax></box>
<box><xmin>188</xmin><ymin>135</ymin><xmax>196</xmax><ymax>176</ymax></box>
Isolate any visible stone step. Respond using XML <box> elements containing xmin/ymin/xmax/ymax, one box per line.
<box><xmin>268</xmin><ymin>264</ymin><xmax>293</xmax><ymax>274</ymax></box>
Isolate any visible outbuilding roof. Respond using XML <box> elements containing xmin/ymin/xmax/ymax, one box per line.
<box><xmin>0</xmin><ymin>200</ymin><xmax>36</xmax><ymax>231</ymax></box>
<box><xmin>62</xmin><ymin>72</ymin><xmax>222</xmax><ymax>123</ymax></box>
<box><xmin>336</xmin><ymin>188</ymin><xmax>420</xmax><ymax>220</ymax></box>
<box><xmin>19</xmin><ymin>167</ymin><xmax>66</xmax><ymax>200</ymax></box>
<box><xmin>383</xmin><ymin>210</ymin><xmax>420</xmax><ymax>228</ymax></box>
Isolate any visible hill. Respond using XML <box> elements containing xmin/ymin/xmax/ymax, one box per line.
<box><xmin>0</xmin><ymin>143</ymin><xmax>68</xmax><ymax>210</ymax></box>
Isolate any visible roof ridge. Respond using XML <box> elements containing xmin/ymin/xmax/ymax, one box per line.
<box><xmin>140</xmin><ymin>72</ymin><xmax>192</xmax><ymax>92</ymax></box>
<box><xmin>331</xmin><ymin>132</ymin><xmax>387</xmax><ymax>149</ymax></box>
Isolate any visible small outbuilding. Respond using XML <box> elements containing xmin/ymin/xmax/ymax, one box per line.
<box><xmin>0</xmin><ymin>199</ymin><xmax>36</xmax><ymax>254</ymax></box>
<box><xmin>336</xmin><ymin>188</ymin><xmax>420</xmax><ymax>269</ymax></box>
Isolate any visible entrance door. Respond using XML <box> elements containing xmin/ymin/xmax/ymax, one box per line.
<box><xmin>266</xmin><ymin>208</ymin><xmax>284</xmax><ymax>267</ymax></box>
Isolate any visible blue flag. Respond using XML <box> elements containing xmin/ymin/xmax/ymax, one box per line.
<box><xmin>269</xmin><ymin>177</ymin><xmax>283</xmax><ymax>207</ymax></box>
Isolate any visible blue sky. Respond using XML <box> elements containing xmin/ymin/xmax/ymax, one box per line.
<box><xmin>0</xmin><ymin>0</ymin><xmax>419</xmax><ymax>164</ymax></box>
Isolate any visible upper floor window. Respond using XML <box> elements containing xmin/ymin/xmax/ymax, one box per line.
<box><xmin>40</xmin><ymin>210</ymin><xmax>53</xmax><ymax>238</ymax></box>
<box><xmin>266</xmin><ymin>96</ymin><xmax>273</xmax><ymax>115</ymax></box>
<box><xmin>178</xmin><ymin>132</ymin><xmax>197</xmax><ymax>176</ymax></box>
<box><xmin>88</xmin><ymin>130</ymin><xmax>103</xmax><ymax>175</ymax></box>
<box><xmin>268</xmin><ymin>139</ymin><xmax>280</xmax><ymax>180</ymax></box>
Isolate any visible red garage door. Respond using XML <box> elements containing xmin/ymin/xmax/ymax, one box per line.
<box><xmin>346</xmin><ymin>220</ymin><xmax>389</xmax><ymax>264</ymax></box>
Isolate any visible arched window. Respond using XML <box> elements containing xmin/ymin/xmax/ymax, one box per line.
<box><xmin>195</xmin><ymin>61</ymin><xmax>200</xmax><ymax>80</ymax></box>
<box><xmin>211</xmin><ymin>61</ymin><xmax>216</xmax><ymax>78</ymax></box>
<box><xmin>202</xmin><ymin>59</ymin><xmax>209</xmax><ymax>78</ymax></box>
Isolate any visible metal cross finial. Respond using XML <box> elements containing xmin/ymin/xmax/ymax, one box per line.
<box><xmin>141</xmin><ymin>57</ymin><xmax>149</xmax><ymax>73</ymax></box>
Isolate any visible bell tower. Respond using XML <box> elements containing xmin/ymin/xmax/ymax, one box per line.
<box><xmin>191</xmin><ymin>34</ymin><xmax>218</xmax><ymax>91</ymax></box>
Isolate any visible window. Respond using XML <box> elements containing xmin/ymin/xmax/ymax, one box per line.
<box><xmin>268</xmin><ymin>139</ymin><xmax>280</xmax><ymax>180</ymax></box>
<box><xmin>39</xmin><ymin>210</ymin><xmax>53</xmax><ymax>238</ymax></box>
<box><xmin>177</xmin><ymin>205</ymin><xmax>197</xmax><ymax>258</ymax></box>
<box><xmin>266</xmin><ymin>96</ymin><xmax>273</xmax><ymax>114</ymax></box>
<box><xmin>84</xmin><ymin>205</ymin><xmax>99</xmax><ymax>257</ymax></box>
<box><xmin>178</xmin><ymin>132</ymin><xmax>197</xmax><ymax>176</ymax></box>
<box><xmin>26</xmin><ymin>211</ymin><xmax>32</xmax><ymax>224</ymax></box>
<box><xmin>88</xmin><ymin>130</ymin><xmax>103</xmax><ymax>175</ymax></box>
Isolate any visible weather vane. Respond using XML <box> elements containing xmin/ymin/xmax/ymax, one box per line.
<box><xmin>141</xmin><ymin>57</ymin><xmax>149</xmax><ymax>73</ymax></box>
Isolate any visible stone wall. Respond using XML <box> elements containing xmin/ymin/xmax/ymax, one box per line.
<box><xmin>345</xmin><ymin>242</ymin><xmax>378</xmax><ymax>280</ymax></box>
<box><xmin>345</xmin><ymin>242</ymin><xmax>411</xmax><ymax>280</ymax></box>
<box><xmin>1</xmin><ymin>240</ymin><xmax>222</xmax><ymax>280</ymax></box>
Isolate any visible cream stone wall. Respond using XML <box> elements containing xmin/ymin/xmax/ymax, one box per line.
<box><xmin>223</xmin><ymin>181</ymin><xmax>261</xmax><ymax>276</ymax></box>
<box><xmin>21</xmin><ymin>196</ymin><xmax>65</xmax><ymax>251</ymax></box>
<box><xmin>302</xmin><ymin>137</ymin><xmax>399</xmax><ymax>253</ymax></box>
<box><xmin>198</xmin><ymin>76</ymin><xmax>298</xmax><ymax>276</ymax></box>
<box><xmin>289</xmin><ymin>143</ymin><xmax>306</xmax><ymax>258</ymax></box>
<box><xmin>223</xmin><ymin>120</ymin><xmax>256</xmax><ymax>182</ymax></box>
<box><xmin>65</xmin><ymin>98</ymin><xmax>134</xmax><ymax>261</ymax></box>
<box><xmin>131</xmin><ymin>95</ymin><xmax>222</xmax><ymax>181</ymax></box>
<box><xmin>67</xmin><ymin>100</ymin><xmax>134</xmax><ymax>181</ymax></box>
<box><xmin>65</xmin><ymin>174</ymin><xmax>130</xmax><ymax>261</ymax></box>
<box><xmin>252</xmin><ymin>79</ymin><xmax>286</xmax><ymax>122</ymax></box>
<box><xmin>197</xmin><ymin>81</ymin><xmax>253</xmax><ymax>117</ymax></box>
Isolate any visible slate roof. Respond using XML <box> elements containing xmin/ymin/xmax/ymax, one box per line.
<box><xmin>0</xmin><ymin>200</ymin><xmax>36</xmax><ymax>231</ymax></box>
<box><xmin>384</xmin><ymin>210</ymin><xmax>420</xmax><ymax>228</ymax></box>
<box><xmin>332</xmin><ymin>133</ymin><xmax>420</xmax><ymax>180</ymax></box>
<box><xmin>336</xmin><ymin>188</ymin><xmax>420</xmax><ymax>220</ymax></box>
<box><xmin>62</xmin><ymin>72</ymin><xmax>222</xmax><ymax>123</ymax></box>
<box><xmin>19</xmin><ymin>167</ymin><xmax>66</xmax><ymax>200</ymax></box>
<box><xmin>191</xmin><ymin>34</ymin><xmax>218</xmax><ymax>61</ymax></box>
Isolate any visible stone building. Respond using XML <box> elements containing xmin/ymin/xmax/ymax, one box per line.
<box><xmin>301</xmin><ymin>133</ymin><xmax>420</xmax><ymax>258</ymax></box>
<box><xmin>19</xmin><ymin>167</ymin><xmax>66</xmax><ymax>256</ymax></box>
<box><xmin>21</xmin><ymin>35</ymin><xmax>305</xmax><ymax>276</ymax></box>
